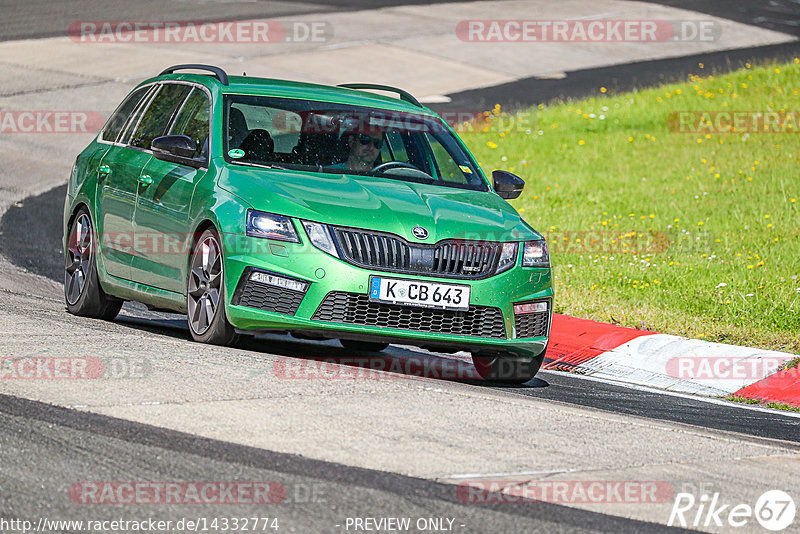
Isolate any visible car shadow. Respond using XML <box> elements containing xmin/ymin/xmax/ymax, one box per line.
<box><xmin>112</xmin><ymin>307</ymin><xmax>549</xmax><ymax>389</ymax></box>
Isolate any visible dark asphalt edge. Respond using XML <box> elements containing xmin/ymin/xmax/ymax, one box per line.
<box><xmin>437</xmin><ymin>41</ymin><xmax>800</xmax><ymax>113</ymax></box>
<box><xmin>0</xmin><ymin>0</ymin><xmax>485</xmax><ymax>42</ymax></box>
<box><xmin>3</xmin><ymin>186</ymin><xmax>800</xmax><ymax>444</ymax></box>
<box><xmin>0</xmin><ymin>393</ymin><xmax>688</xmax><ymax>533</ymax></box>
<box><xmin>504</xmin><ymin>371</ymin><xmax>800</xmax><ymax>447</ymax></box>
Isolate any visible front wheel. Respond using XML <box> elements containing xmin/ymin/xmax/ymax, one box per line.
<box><xmin>471</xmin><ymin>353</ymin><xmax>543</xmax><ymax>384</ymax></box>
<box><xmin>64</xmin><ymin>208</ymin><xmax>123</xmax><ymax>320</ymax></box>
<box><xmin>187</xmin><ymin>228</ymin><xmax>239</xmax><ymax>346</ymax></box>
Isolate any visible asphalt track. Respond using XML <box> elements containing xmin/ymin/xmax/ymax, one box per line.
<box><xmin>0</xmin><ymin>0</ymin><xmax>484</xmax><ymax>42</ymax></box>
<box><xmin>0</xmin><ymin>394</ymin><xmax>692</xmax><ymax>534</ymax></box>
<box><xmin>2</xmin><ymin>185</ymin><xmax>800</xmax><ymax>444</ymax></box>
<box><xmin>2</xmin><ymin>2</ymin><xmax>799</xmax><ymax>532</ymax></box>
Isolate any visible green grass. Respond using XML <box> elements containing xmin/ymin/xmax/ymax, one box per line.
<box><xmin>725</xmin><ymin>395</ymin><xmax>800</xmax><ymax>412</ymax></box>
<box><xmin>460</xmin><ymin>58</ymin><xmax>800</xmax><ymax>353</ymax></box>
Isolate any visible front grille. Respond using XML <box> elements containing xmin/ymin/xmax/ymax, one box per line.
<box><xmin>313</xmin><ymin>292</ymin><xmax>507</xmax><ymax>339</ymax></box>
<box><xmin>235</xmin><ymin>279</ymin><xmax>305</xmax><ymax>315</ymax></box>
<box><xmin>332</xmin><ymin>227</ymin><xmax>501</xmax><ymax>279</ymax></box>
<box><xmin>515</xmin><ymin>312</ymin><xmax>549</xmax><ymax>338</ymax></box>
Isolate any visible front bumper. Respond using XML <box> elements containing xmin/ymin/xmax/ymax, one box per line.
<box><xmin>221</xmin><ymin>233</ymin><xmax>553</xmax><ymax>358</ymax></box>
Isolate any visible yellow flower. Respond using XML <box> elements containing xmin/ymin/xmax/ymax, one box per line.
<box><xmin>600</xmin><ymin>87</ymin><xmax>607</xmax><ymax>93</ymax></box>
<box><xmin>487</xmin><ymin>142</ymin><xmax>497</xmax><ymax>149</ymax></box>
<box><xmin>627</xmin><ymin>136</ymin><xmax>633</xmax><ymax>142</ymax></box>
<box><xmin>578</xmin><ymin>140</ymin><xmax>585</xmax><ymax>146</ymax></box>
<box><xmin>747</xmin><ymin>265</ymin><xmax>754</xmax><ymax>269</ymax></box>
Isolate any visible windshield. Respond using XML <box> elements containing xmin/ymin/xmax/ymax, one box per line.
<box><xmin>222</xmin><ymin>95</ymin><xmax>488</xmax><ymax>191</ymax></box>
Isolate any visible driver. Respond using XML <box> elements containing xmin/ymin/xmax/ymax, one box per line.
<box><xmin>332</xmin><ymin>132</ymin><xmax>383</xmax><ymax>172</ymax></box>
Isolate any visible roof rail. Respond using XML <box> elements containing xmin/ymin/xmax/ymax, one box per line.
<box><xmin>337</xmin><ymin>83</ymin><xmax>422</xmax><ymax>108</ymax></box>
<box><xmin>159</xmin><ymin>64</ymin><xmax>229</xmax><ymax>86</ymax></box>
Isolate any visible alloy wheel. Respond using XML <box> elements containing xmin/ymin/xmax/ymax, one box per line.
<box><xmin>188</xmin><ymin>235</ymin><xmax>223</xmax><ymax>335</ymax></box>
<box><xmin>65</xmin><ymin>213</ymin><xmax>93</xmax><ymax>305</ymax></box>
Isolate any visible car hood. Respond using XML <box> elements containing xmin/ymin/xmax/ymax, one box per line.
<box><xmin>218</xmin><ymin>166</ymin><xmax>542</xmax><ymax>243</ymax></box>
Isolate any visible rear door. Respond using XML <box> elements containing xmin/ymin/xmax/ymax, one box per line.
<box><xmin>131</xmin><ymin>85</ymin><xmax>211</xmax><ymax>292</ymax></box>
<box><xmin>95</xmin><ymin>84</ymin><xmax>157</xmax><ymax>280</ymax></box>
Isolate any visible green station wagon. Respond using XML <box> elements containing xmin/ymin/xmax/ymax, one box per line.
<box><xmin>64</xmin><ymin>64</ymin><xmax>553</xmax><ymax>382</ymax></box>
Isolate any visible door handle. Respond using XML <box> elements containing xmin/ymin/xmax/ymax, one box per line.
<box><xmin>98</xmin><ymin>164</ymin><xmax>112</xmax><ymax>178</ymax></box>
<box><xmin>138</xmin><ymin>174</ymin><xmax>153</xmax><ymax>187</ymax></box>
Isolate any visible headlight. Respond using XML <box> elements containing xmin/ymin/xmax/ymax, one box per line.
<box><xmin>246</xmin><ymin>210</ymin><xmax>299</xmax><ymax>242</ymax></box>
<box><xmin>496</xmin><ymin>242</ymin><xmax>518</xmax><ymax>273</ymax></box>
<box><xmin>302</xmin><ymin>221</ymin><xmax>339</xmax><ymax>258</ymax></box>
<box><xmin>522</xmin><ymin>240</ymin><xmax>550</xmax><ymax>267</ymax></box>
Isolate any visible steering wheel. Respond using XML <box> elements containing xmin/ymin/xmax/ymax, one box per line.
<box><xmin>371</xmin><ymin>161</ymin><xmax>419</xmax><ymax>173</ymax></box>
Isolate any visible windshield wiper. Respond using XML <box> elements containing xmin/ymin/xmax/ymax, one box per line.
<box><xmin>234</xmin><ymin>161</ymin><xmax>287</xmax><ymax>171</ymax></box>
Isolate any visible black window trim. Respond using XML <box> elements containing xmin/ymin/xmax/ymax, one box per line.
<box><xmin>98</xmin><ymin>81</ymin><xmax>213</xmax><ymax>170</ymax></box>
<box><xmin>97</xmin><ymin>82</ymin><xmax>158</xmax><ymax>147</ymax></box>
<box><xmin>166</xmin><ymin>86</ymin><xmax>212</xmax><ymax>164</ymax></box>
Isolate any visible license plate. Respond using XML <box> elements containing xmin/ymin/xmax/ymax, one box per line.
<box><xmin>369</xmin><ymin>276</ymin><xmax>470</xmax><ymax>311</ymax></box>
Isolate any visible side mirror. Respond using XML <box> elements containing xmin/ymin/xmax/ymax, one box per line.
<box><xmin>152</xmin><ymin>135</ymin><xmax>203</xmax><ymax>168</ymax></box>
<box><xmin>492</xmin><ymin>170</ymin><xmax>525</xmax><ymax>199</ymax></box>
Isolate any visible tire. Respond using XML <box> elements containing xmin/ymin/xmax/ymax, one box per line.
<box><xmin>471</xmin><ymin>352</ymin><xmax>543</xmax><ymax>384</ymax></box>
<box><xmin>64</xmin><ymin>208</ymin><xmax>123</xmax><ymax>320</ymax></box>
<box><xmin>187</xmin><ymin>228</ymin><xmax>239</xmax><ymax>346</ymax></box>
<box><xmin>339</xmin><ymin>339</ymin><xmax>390</xmax><ymax>352</ymax></box>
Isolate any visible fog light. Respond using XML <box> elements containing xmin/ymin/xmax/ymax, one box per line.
<box><xmin>514</xmin><ymin>301</ymin><xmax>548</xmax><ymax>315</ymax></box>
<box><xmin>250</xmin><ymin>272</ymin><xmax>308</xmax><ymax>292</ymax></box>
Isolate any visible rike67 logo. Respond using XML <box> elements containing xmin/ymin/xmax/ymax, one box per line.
<box><xmin>669</xmin><ymin>490</ymin><xmax>795</xmax><ymax>531</ymax></box>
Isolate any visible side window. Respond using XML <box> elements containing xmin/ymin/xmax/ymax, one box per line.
<box><xmin>423</xmin><ymin>133</ymin><xmax>470</xmax><ymax>185</ymax></box>
<box><xmin>169</xmin><ymin>88</ymin><xmax>210</xmax><ymax>159</ymax></box>
<box><xmin>130</xmin><ymin>84</ymin><xmax>191</xmax><ymax>149</ymax></box>
<box><xmin>385</xmin><ymin>132</ymin><xmax>408</xmax><ymax>162</ymax></box>
<box><xmin>101</xmin><ymin>86</ymin><xmax>150</xmax><ymax>143</ymax></box>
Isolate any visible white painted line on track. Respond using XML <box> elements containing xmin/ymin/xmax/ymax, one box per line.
<box><xmin>444</xmin><ymin>468</ymin><xmax>578</xmax><ymax>480</ymax></box>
